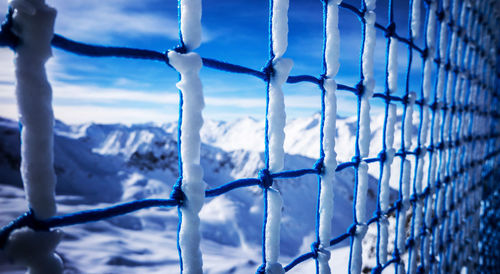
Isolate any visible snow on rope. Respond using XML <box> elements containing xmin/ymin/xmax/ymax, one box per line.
<box><xmin>316</xmin><ymin>0</ymin><xmax>341</xmax><ymax>273</ymax></box>
<box><xmin>261</xmin><ymin>0</ymin><xmax>292</xmax><ymax>272</ymax></box>
<box><xmin>168</xmin><ymin>0</ymin><xmax>205</xmax><ymax>272</ymax></box>
<box><xmin>350</xmin><ymin>0</ymin><xmax>376</xmax><ymax>273</ymax></box>
<box><xmin>5</xmin><ymin>0</ymin><xmax>63</xmax><ymax>273</ymax></box>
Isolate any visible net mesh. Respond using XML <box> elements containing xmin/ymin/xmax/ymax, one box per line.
<box><xmin>0</xmin><ymin>0</ymin><xmax>499</xmax><ymax>273</ymax></box>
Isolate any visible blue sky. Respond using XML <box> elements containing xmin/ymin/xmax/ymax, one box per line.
<box><xmin>0</xmin><ymin>0</ymin><xmax>425</xmax><ymax>124</ymax></box>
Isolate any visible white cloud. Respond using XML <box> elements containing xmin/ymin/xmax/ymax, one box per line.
<box><xmin>45</xmin><ymin>0</ymin><xmax>179</xmax><ymax>44</ymax></box>
<box><xmin>53</xmin><ymin>105</ymin><xmax>177</xmax><ymax>124</ymax></box>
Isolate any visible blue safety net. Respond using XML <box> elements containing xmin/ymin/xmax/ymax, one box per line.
<box><xmin>0</xmin><ymin>0</ymin><xmax>499</xmax><ymax>273</ymax></box>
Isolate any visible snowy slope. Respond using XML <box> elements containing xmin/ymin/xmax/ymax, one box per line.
<box><xmin>166</xmin><ymin>111</ymin><xmax>420</xmax><ymax>189</ymax></box>
<box><xmin>0</xmin><ymin>116</ymin><xmax>397</xmax><ymax>273</ymax></box>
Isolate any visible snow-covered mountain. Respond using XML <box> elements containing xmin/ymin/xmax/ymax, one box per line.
<box><xmin>166</xmin><ymin>111</ymin><xmax>420</xmax><ymax>189</ymax></box>
<box><xmin>0</xmin><ymin>114</ymin><xmax>400</xmax><ymax>273</ymax></box>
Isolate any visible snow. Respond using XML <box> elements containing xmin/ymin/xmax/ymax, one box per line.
<box><xmin>267</xmin><ymin>2</ymin><xmax>293</xmax><ymax>264</ymax></box>
<box><xmin>4</xmin><ymin>227</ymin><xmax>63</xmax><ymax>274</ymax></box>
<box><xmin>264</xmin><ymin>188</ymin><xmax>284</xmax><ymax>273</ymax></box>
<box><xmin>168</xmin><ymin>50</ymin><xmax>206</xmax><ymax>273</ymax></box>
<box><xmin>317</xmin><ymin>1</ymin><xmax>341</xmax><ymax>272</ymax></box>
<box><xmin>411</xmin><ymin>0</ymin><xmax>421</xmax><ymax>38</ymax></box>
<box><xmin>11</xmin><ymin>0</ymin><xmax>57</xmax><ymax>221</ymax></box>
<box><xmin>404</xmin><ymin>92</ymin><xmax>415</xmax><ymax>148</ymax></box>
<box><xmin>378</xmin><ymin>104</ymin><xmax>396</xmax><ymax>264</ymax></box>
<box><xmin>362</xmin><ymin>10</ymin><xmax>376</xmax><ymax>98</ymax></box>
<box><xmin>179</xmin><ymin>0</ymin><xmax>202</xmax><ymax>51</ymax></box>
<box><xmin>7</xmin><ymin>1</ymin><xmax>62</xmax><ymax>273</ymax></box>
<box><xmin>364</xmin><ymin>0</ymin><xmax>376</xmax><ymax>11</ymax></box>
<box><xmin>324</xmin><ymin>0</ymin><xmax>341</xmax><ymax>78</ymax></box>
<box><xmin>0</xmin><ymin>115</ymin><xmax>392</xmax><ymax>273</ymax></box>
<box><xmin>351</xmin><ymin>161</ymin><xmax>369</xmax><ymax>274</ymax></box>
<box><xmin>388</xmin><ymin>37</ymin><xmax>398</xmax><ymax>93</ymax></box>
<box><xmin>268</xmin><ymin>58</ymin><xmax>293</xmax><ymax>172</ymax></box>
<box><xmin>318</xmin><ymin>79</ymin><xmax>336</xmax><ymax>273</ymax></box>
<box><xmin>359</xmin><ymin>8</ymin><xmax>376</xmax><ymax>158</ymax></box>
<box><xmin>271</xmin><ymin>0</ymin><xmax>289</xmax><ymax>59</ymax></box>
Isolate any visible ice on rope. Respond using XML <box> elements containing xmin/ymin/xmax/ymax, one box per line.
<box><xmin>378</xmin><ymin>104</ymin><xmax>396</xmax><ymax>264</ymax></box>
<box><xmin>271</xmin><ymin>0</ymin><xmax>289</xmax><ymax>59</ymax></box>
<box><xmin>179</xmin><ymin>0</ymin><xmax>202</xmax><ymax>51</ymax></box>
<box><xmin>421</xmin><ymin>1</ymin><xmax>436</xmax><ymax>147</ymax></box>
<box><xmin>362</xmin><ymin>10</ymin><xmax>376</xmax><ymax>97</ymax></box>
<box><xmin>11</xmin><ymin>0</ymin><xmax>57</xmax><ymax>220</ymax></box>
<box><xmin>324</xmin><ymin>0</ymin><xmax>341</xmax><ymax>78</ymax></box>
<box><xmin>359</xmin><ymin>8</ymin><xmax>375</xmax><ymax>157</ymax></box>
<box><xmin>388</xmin><ymin>37</ymin><xmax>398</xmax><ymax>93</ymax></box>
<box><xmin>7</xmin><ymin>1</ymin><xmax>62</xmax><ymax>273</ymax></box>
<box><xmin>5</xmin><ymin>227</ymin><xmax>63</xmax><ymax>274</ymax></box>
<box><xmin>350</xmin><ymin>161</ymin><xmax>369</xmax><ymax>274</ymax></box>
<box><xmin>317</xmin><ymin>2</ymin><xmax>341</xmax><ymax>272</ymax></box>
<box><xmin>411</xmin><ymin>153</ymin><xmax>426</xmax><ymax>272</ymax></box>
<box><xmin>397</xmin><ymin>92</ymin><xmax>416</xmax><ymax>269</ymax></box>
<box><xmin>168</xmin><ymin>50</ymin><xmax>206</xmax><ymax>274</ymax></box>
<box><xmin>396</xmin><ymin>159</ymin><xmax>411</xmax><ymax>274</ymax></box>
<box><xmin>404</xmin><ymin>92</ymin><xmax>415</xmax><ymax>147</ymax></box>
<box><xmin>364</xmin><ymin>0</ymin><xmax>375</xmax><ymax>11</ymax></box>
<box><xmin>425</xmin><ymin>0</ymin><xmax>437</xmax><ymax>61</ymax></box>
<box><xmin>351</xmin><ymin>4</ymin><xmax>376</xmax><ymax>271</ymax></box>
<box><xmin>411</xmin><ymin>0</ymin><xmax>421</xmax><ymax>38</ymax></box>
<box><xmin>268</xmin><ymin>58</ymin><xmax>293</xmax><ymax>172</ymax></box>
<box><xmin>318</xmin><ymin>78</ymin><xmax>337</xmax><ymax>274</ymax></box>
<box><xmin>265</xmin><ymin>188</ymin><xmax>284</xmax><ymax>274</ymax></box>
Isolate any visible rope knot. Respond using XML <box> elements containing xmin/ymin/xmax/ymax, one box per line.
<box><xmin>378</xmin><ymin>150</ymin><xmax>387</xmax><ymax>163</ymax></box>
<box><xmin>262</xmin><ymin>60</ymin><xmax>275</xmax><ymax>82</ymax></box>
<box><xmin>25</xmin><ymin>209</ymin><xmax>50</xmax><ymax>231</ymax></box>
<box><xmin>385</xmin><ymin>22</ymin><xmax>396</xmax><ymax>38</ymax></box>
<box><xmin>421</xmin><ymin>47</ymin><xmax>429</xmax><ymax>59</ymax></box>
<box><xmin>258</xmin><ymin>168</ymin><xmax>273</xmax><ymax>189</ymax></box>
<box><xmin>351</xmin><ymin>155</ymin><xmax>361</xmax><ymax>166</ymax></box>
<box><xmin>436</xmin><ymin>10</ymin><xmax>445</xmax><ymax>22</ymax></box>
<box><xmin>371</xmin><ymin>264</ymin><xmax>383</xmax><ymax>274</ymax></box>
<box><xmin>397</xmin><ymin>148</ymin><xmax>406</xmax><ymax>158</ymax></box>
<box><xmin>347</xmin><ymin>223</ymin><xmax>357</xmax><ymax>237</ymax></box>
<box><xmin>355</xmin><ymin>81</ymin><xmax>364</xmax><ymax>97</ymax></box>
<box><xmin>406</xmin><ymin>237</ymin><xmax>415</xmax><ymax>249</ymax></box>
<box><xmin>313</xmin><ymin>157</ymin><xmax>324</xmax><ymax>174</ymax></box>
<box><xmin>173</xmin><ymin>43</ymin><xmax>188</xmax><ymax>54</ymax></box>
<box><xmin>256</xmin><ymin>264</ymin><xmax>266</xmax><ymax>274</ymax></box>
<box><xmin>310</xmin><ymin>242</ymin><xmax>330</xmax><ymax>260</ymax></box>
<box><xmin>392</xmin><ymin>248</ymin><xmax>401</xmax><ymax>262</ymax></box>
<box><xmin>414</xmin><ymin>147</ymin><xmax>422</xmax><ymax>157</ymax></box>
<box><xmin>310</xmin><ymin>242</ymin><xmax>320</xmax><ymax>258</ymax></box>
<box><xmin>170</xmin><ymin>177</ymin><xmax>185</xmax><ymax>205</ymax></box>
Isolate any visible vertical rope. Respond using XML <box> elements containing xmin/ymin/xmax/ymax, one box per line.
<box><xmin>376</xmin><ymin>0</ymin><xmax>396</xmax><ymax>269</ymax></box>
<box><xmin>170</xmin><ymin>0</ymin><xmax>205</xmax><ymax>272</ymax></box>
<box><xmin>349</xmin><ymin>1</ymin><xmax>376</xmax><ymax>273</ymax></box>
<box><xmin>5</xmin><ymin>1</ymin><xmax>63</xmax><ymax>273</ymax></box>
<box><xmin>315</xmin><ymin>1</ymin><xmax>341</xmax><ymax>273</ymax></box>
<box><xmin>418</xmin><ymin>0</ymin><xmax>437</xmax><ymax>271</ymax></box>
<box><xmin>260</xmin><ymin>0</ymin><xmax>291</xmax><ymax>273</ymax></box>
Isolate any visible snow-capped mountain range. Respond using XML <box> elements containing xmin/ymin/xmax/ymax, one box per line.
<box><xmin>0</xmin><ymin>112</ymin><xmax>410</xmax><ymax>273</ymax></box>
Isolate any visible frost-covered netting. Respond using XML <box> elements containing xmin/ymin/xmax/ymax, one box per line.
<box><xmin>0</xmin><ymin>0</ymin><xmax>499</xmax><ymax>273</ymax></box>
